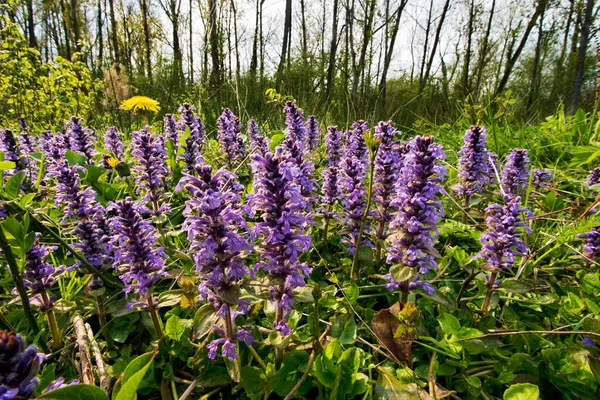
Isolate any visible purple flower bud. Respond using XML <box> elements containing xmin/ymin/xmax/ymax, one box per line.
<box><xmin>476</xmin><ymin>196</ymin><xmax>531</xmax><ymax>271</ymax></box>
<box><xmin>131</xmin><ymin>126</ymin><xmax>170</xmax><ymax>214</ymax></box>
<box><xmin>532</xmin><ymin>169</ymin><xmax>553</xmax><ymax>189</ymax></box>
<box><xmin>586</xmin><ymin>168</ymin><xmax>600</xmax><ymax>186</ymax></box>
<box><xmin>577</xmin><ymin>226</ymin><xmax>600</xmax><ymax>265</ymax></box>
<box><xmin>24</xmin><ymin>234</ymin><xmax>60</xmax><ymax>310</ymax></box>
<box><xmin>385</xmin><ymin>136</ymin><xmax>446</xmax><ymax>291</ymax></box>
<box><xmin>247</xmin><ymin>120</ymin><xmax>270</xmax><ymax>157</ymax></box>
<box><xmin>104</xmin><ymin>127</ymin><xmax>124</xmax><ymax>160</ymax></box>
<box><xmin>454</xmin><ymin>125</ymin><xmax>494</xmax><ymax>196</ymax></box>
<box><xmin>305</xmin><ymin>115</ymin><xmax>320</xmax><ymax>153</ymax></box>
<box><xmin>248</xmin><ymin>148</ymin><xmax>312</xmax><ymax>334</ymax></box>
<box><xmin>0</xmin><ymin>330</ymin><xmax>42</xmax><ymax>398</ymax></box>
<box><xmin>65</xmin><ymin>117</ymin><xmax>96</xmax><ymax>161</ymax></box>
<box><xmin>501</xmin><ymin>149</ymin><xmax>530</xmax><ymax>196</ymax></box>
<box><xmin>217</xmin><ymin>108</ymin><xmax>246</xmax><ymax>169</ymax></box>
<box><xmin>108</xmin><ymin>198</ymin><xmax>167</xmax><ymax>299</ymax></box>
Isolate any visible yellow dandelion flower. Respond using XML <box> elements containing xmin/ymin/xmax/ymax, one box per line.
<box><xmin>107</xmin><ymin>157</ymin><xmax>120</xmax><ymax>168</ymax></box>
<box><xmin>120</xmin><ymin>96</ymin><xmax>161</xmax><ymax>113</ymax></box>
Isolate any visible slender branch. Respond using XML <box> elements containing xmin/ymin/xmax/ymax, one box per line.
<box><xmin>456</xmin><ymin>329</ymin><xmax>600</xmax><ymax>341</ymax></box>
<box><xmin>283</xmin><ymin>350</ymin><xmax>316</xmax><ymax>400</ymax></box>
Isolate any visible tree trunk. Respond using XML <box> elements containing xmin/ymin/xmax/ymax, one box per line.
<box><xmin>493</xmin><ymin>0</ymin><xmax>547</xmax><ymax>98</ymax></box>
<box><xmin>462</xmin><ymin>0</ymin><xmax>476</xmax><ymax>99</ymax></box>
<box><xmin>420</xmin><ymin>0</ymin><xmax>451</xmax><ymax>94</ymax></box>
<box><xmin>250</xmin><ymin>0</ymin><xmax>260</xmax><ymax>76</ymax></box>
<box><xmin>568</xmin><ymin>0</ymin><xmax>595</xmax><ymax>114</ymax></box>
<box><xmin>98</xmin><ymin>0</ymin><xmax>104</xmax><ymax>68</ymax></box>
<box><xmin>140</xmin><ymin>0</ymin><xmax>152</xmax><ymax>83</ymax></box>
<box><xmin>71</xmin><ymin>0</ymin><xmax>81</xmax><ymax>53</ymax></box>
<box><xmin>26</xmin><ymin>0</ymin><xmax>37</xmax><ymax>48</ymax></box>
<box><xmin>231</xmin><ymin>0</ymin><xmax>240</xmax><ymax>81</ymax></box>
<box><xmin>527</xmin><ymin>8</ymin><xmax>545</xmax><ymax>110</ymax></box>
<box><xmin>300</xmin><ymin>0</ymin><xmax>308</xmax><ymax>63</ymax></box>
<box><xmin>325</xmin><ymin>0</ymin><xmax>339</xmax><ymax>100</ymax></box>
<box><xmin>208</xmin><ymin>0</ymin><xmax>220</xmax><ymax>87</ymax></box>
<box><xmin>275</xmin><ymin>0</ymin><xmax>292</xmax><ymax>89</ymax></box>
<box><xmin>351</xmin><ymin>0</ymin><xmax>377</xmax><ymax>99</ymax></box>
<box><xmin>172</xmin><ymin>0</ymin><xmax>183</xmax><ymax>83</ymax></box>
<box><xmin>59</xmin><ymin>0</ymin><xmax>72</xmax><ymax>59</ymax></box>
<box><xmin>418</xmin><ymin>0</ymin><xmax>434</xmax><ymax>90</ymax></box>
<box><xmin>189</xmin><ymin>0</ymin><xmax>194</xmax><ymax>83</ymax></box>
<box><xmin>259</xmin><ymin>0</ymin><xmax>264</xmax><ymax>80</ymax></box>
<box><xmin>379</xmin><ymin>0</ymin><xmax>408</xmax><ymax>106</ymax></box>
<box><xmin>108</xmin><ymin>0</ymin><xmax>120</xmax><ymax>67</ymax></box>
<box><xmin>473</xmin><ymin>0</ymin><xmax>495</xmax><ymax>98</ymax></box>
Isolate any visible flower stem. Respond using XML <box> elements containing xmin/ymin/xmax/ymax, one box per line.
<box><xmin>96</xmin><ymin>295</ymin><xmax>110</xmax><ymax>343</ymax></box>
<box><xmin>275</xmin><ymin>298</ymin><xmax>284</xmax><ymax>367</ymax></box>
<box><xmin>462</xmin><ymin>195</ymin><xmax>470</xmax><ymax>224</ymax></box>
<box><xmin>223</xmin><ymin>304</ymin><xmax>241</xmax><ymax>382</ymax></box>
<box><xmin>350</xmin><ymin>155</ymin><xmax>375</xmax><ymax>280</ymax></box>
<box><xmin>41</xmin><ymin>291</ymin><xmax>62</xmax><ymax>349</ymax></box>
<box><xmin>481</xmin><ymin>271</ymin><xmax>498</xmax><ymax>313</ymax></box>
<box><xmin>146</xmin><ymin>290</ymin><xmax>163</xmax><ymax>340</ymax></box>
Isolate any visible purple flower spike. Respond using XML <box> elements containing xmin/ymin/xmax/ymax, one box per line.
<box><xmin>24</xmin><ymin>234</ymin><xmax>60</xmax><ymax>310</ymax></box>
<box><xmin>17</xmin><ymin>119</ymin><xmax>36</xmax><ymax>154</ymax></box>
<box><xmin>321</xmin><ymin>126</ymin><xmax>343</xmax><ymax>217</ymax></box>
<box><xmin>104</xmin><ymin>127</ymin><xmax>124</xmax><ymax>160</ymax></box>
<box><xmin>532</xmin><ymin>169</ymin><xmax>553</xmax><ymax>189</ymax></box>
<box><xmin>476</xmin><ymin>196</ymin><xmax>531</xmax><ymax>271</ymax></box>
<box><xmin>248</xmin><ymin>148</ymin><xmax>312</xmax><ymax>335</ymax></box>
<box><xmin>283</xmin><ymin>100</ymin><xmax>307</xmax><ymax>147</ymax></box>
<box><xmin>177</xmin><ymin>104</ymin><xmax>207</xmax><ymax>171</ymax></box>
<box><xmin>501</xmin><ymin>149</ymin><xmax>530</xmax><ymax>196</ymax></box>
<box><xmin>385</xmin><ymin>136</ymin><xmax>446</xmax><ymax>292</ymax></box>
<box><xmin>217</xmin><ymin>108</ymin><xmax>246</xmax><ymax>169</ymax></box>
<box><xmin>346</xmin><ymin>121</ymin><xmax>370</xmax><ymax>168</ymax></box>
<box><xmin>181</xmin><ymin>163</ymin><xmax>252</xmax><ymax>360</ymax></box>
<box><xmin>454</xmin><ymin>125</ymin><xmax>494</xmax><ymax>196</ymax></box>
<box><xmin>577</xmin><ymin>226</ymin><xmax>600</xmax><ymax>265</ymax></box>
<box><xmin>247</xmin><ymin>119</ymin><xmax>270</xmax><ymax>157</ymax></box>
<box><xmin>586</xmin><ymin>168</ymin><xmax>600</xmax><ymax>186</ymax></box>
<box><xmin>65</xmin><ymin>117</ymin><xmax>96</xmax><ymax>162</ymax></box>
<box><xmin>131</xmin><ymin>126</ymin><xmax>170</xmax><ymax>214</ymax></box>
<box><xmin>305</xmin><ymin>115</ymin><xmax>320</xmax><ymax>153</ymax></box>
<box><xmin>0</xmin><ymin>330</ymin><xmax>42</xmax><ymax>399</ymax></box>
<box><xmin>48</xmin><ymin>161</ymin><xmax>102</xmax><ymax>221</ymax></box>
<box><xmin>163</xmin><ymin>114</ymin><xmax>179</xmax><ymax>151</ymax></box>
<box><xmin>371</xmin><ymin>121</ymin><xmax>401</xmax><ymax>241</ymax></box>
<box><xmin>0</xmin><ymin>129</ymin><xmax>21</xmax><ymax>176</ymax></box>
<box><xmin>108</xmin><ymin>198</ymin><xmax>167</xmax><ymax>299</ymax></box>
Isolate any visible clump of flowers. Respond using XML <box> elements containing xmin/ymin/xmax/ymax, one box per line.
<box><xmin>385</xmin><ymin>136</ymin><xmax>447</xmax><ymax>299</ymax></box>
<box><xmin>217</xmin><ymin>108</ymin><xmax>246</xmax><ymax>169</ymax></box>
<box><xmin>17</xmin><ymin>118</ymin><xmax>36</xmax><ymax>154</ymax></box>
<box><xmin>131</xmin><ymin>126</ymin><xmax>170</xmax><ymax>214</ymax></box>
<box><xmin>321</xmin><ymin>126</ymin><xmax>343</xmax><ymax>222</ymax></box>
<box><xmin>372</xmin><ymin>121</ymin><xmax>401</xmax><ymax>257</ymax></box>
<box><xmin>248</xmin><ymin>148</ymin><xmax>312</xmax><ymax>336</ymax></box>
<box><xmin>501</xmin><ymin>148</ymin><xmax>530</xmax><ymax>196</ymax></box>
<box><xmin>577</xmin><ymin>226</ymin><xmax>600</xmax><ymax>267</ymax></box>
<box><xmin>586</xmin><ymin>168</ymin><xmax>600</xmax><ymax>186</ymax></box>
<box><xmin>283</xmin><ymin>100</ymin><xmax>307</xmax><ymax>146</ymax></box>
<box><xmin>108</xmin><ymin>198</ymin><xmax>167</xmax><ymax>305</ymax></box>
<box><xmin>65</xmin><ymin>117</ymin><xmax>96</xmax><ymax>161</ymax></box>
<box><xmin>305</xmin><ymin>115</ymin><xmax>320</xmax><ymax>153</ymax></box>
<box><xmin>477</xmin><ymin>196</ymin><xmax>531</xmax><ymax>311</ymax></box>
<box><xmin>177</xmin><ymin>104</ymin><xmax>207</xmax><ymax>171</ymax></box>
<box><xmin>247</xmin><ymin>119</ymin><xmax>269</xmax><ymax>157</ymax></box>
<box><xmin>0</xmin><ymin>128</ymin><xmax>21</xmax><ymax>177</ymax></box>
<box><xmin>180</xmin><ymin>163</ymin><xmax>253</xmax><ymax>360</ymax></box>
<box><xmin>532</xmin><ymin>169</ymin><xmax>553</xmax><ymax>189</ymax></box>
<box><xmin>0</xmin><ymin>330</ymin><xmax>43</xmax><ymax>399</ymax></box>
<box><xmin>454</xmin><ymin>125</ymin><xmax>494</xmax><ymax>197</ymax></box>
<box><xmin>104</xmin><ymin>126</ymin><xmax>125</xmax><ymax>160</ymax></box>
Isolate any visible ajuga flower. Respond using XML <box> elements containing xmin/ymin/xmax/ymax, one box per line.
<box><xmin>17</xmin><ymin>119</ymin><xmax>36</xmax><ymax>154</ymax></box>
<box><xmin>305</xmin><ymin>115</ymin><xmax>320</xmax><ymax>153</ymax></box>
<box><xmin>372</xmin><ymin>121</ymin><xmax>401</xmax><ymax>244</ymax></box>
<box><xmin>455</xmin><ymin>125</ymin><xmax>494</xmax><ymax>196</ymax></box>
<box><xmin>217</xmin><ymin>108</ymin><xmax>246</xmax><ymax>169</ymax></box>
<box><xmin>23</xmin><ymin>234</ymin><xmax>60</xmax><ymax>311</ymax></box>
<box><xmin>247</xmin><ymin>119</ymin><xmax>270</xmax><ymax>157</ymax></box>
<box><xmin>43</xmin><ymin>134</ymin><xmax>68</xmax><ymax>175</ymax></box>
<box><xmin>283</xmin><ymin>100</ymin><xmax>307</xmax><ymax>146</ymax></box>
<box><xmin>248</xmin><ymin>148</ymin><xmax>312</xmax><ymax>335</ymax></box>
<box><xmin>163</xmin><ymin>114</ymin><xmax>179</xmax><ymax>152</ymax></box>
<box><xmin>321</xmin><ymin>126</ymin><xmax>343</xmax><ymax>218</ymax></box>
<box><xmin>131</xmin><ymin>126</ymin><xmax>170</xmax><ymax>214</ymax></box>
<box><xmin>586</xmin><ymin>168</ymin><xmax>600</xmax><ymax>186</ymax></box>
<box><xmin>0</xmin><ymin>129</ymin><xmax>21</xmax><ymax>176</ymax></box>
<box><xmin>577</xmin><ymin>226</ymin><xmax>600</xmax><ymax>266</ymax></box>
<box><xmin>477</xmin><ymin>196</ymin><xmax>531</xmax><ymax>270</ymax></box>
<box><xmin>180</xmin><ymin>163</ymin><xmax>253</xmax><ymax>360</ymax></box>
<box><xmin>346</xmin><ymin>121</ymin><xmax>370</xmax><ymax>168</ymax></box>
<box><xmin>385</xmin><ymin>136</ymin><xmax>446</xmax><ymax>294</ymax></box>
<box><xmin>104</xmin><ymin>127</ymin><xmax>124</xmax><ymax>160</ymax></box>
<box><xmin>48</xmin><ymin>161</ymin><xmax>101</xmax><ymax>221</ymax></box>
<box><xmin>532</xmin><ymin>169</ymin><xmax>553</xmax><ymax>189</ymax></box>
<box><xmin>108</xmin><ymin>198</ymin><xmax>167</xmax><ymax>300</ymax></box>
<box><xmin>501</xmin><ymin>149</ymin><xmax>530</xmax><ymax>196</ymax></box>
<box><xmin>178</xmin><ymin>104</ymin><xmax>207</xmax><ymax>171</ymax></box>
<box><xmin>65</xmin><ymin>117</ymin><xmax>96</xmax><ymax>161</ymax></box>
<box><xmin>0</xmin><ymin>330</ymin><xmax>42</xmax><ymax>399</ymax></box>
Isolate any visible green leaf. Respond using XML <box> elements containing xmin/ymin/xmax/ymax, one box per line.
<box><xmin>331</xmin><ymin>314</ymin><xmax>357</xmax><ymax>345</ymax></box>
<box><xmin>503</xmin><ymin>383</ymin><xmax>540</xmax><ymax>400</ymax></box>
<box><xmin>438</xmin><ymin>313</ymin><xmax>460</xmax><ymax>335</ymax></box>
<box><xmin>38</xmin><ymin>384</ymin><xmax>109</xmax><ymax>400</ymax></box>
<box><xmin>84</xmin><ymin>165</ymin><xmax>107</xmax><ymax>184</ymax></box>
<box><xmin>5</xmin><ymin>171</ymin><xmax>26</xmax><ymax>198</ymax></box>
<box><xmin>389</xmin><ymin>265</ymin><xmax>414</xmax><ymax>283</ymax></box>
<box><xmin>112</xmin><ymin>351</ymin><xmax>157</xmax><ymax>400</ymax></box>
<box><xmin>357</xmin><ymin>246</ymin><xmax>373</xmax><ymax>262</ymax></box>
<box><xmin>270</xmin><ymin>350</ymin><xmax>311</xmax><ymax>397</ymax></box>
<box><xmin>240</xmin><ymin>366</ymin><xmax>268</xmax><ymax>400</ymax></box>
<box><xmin>0</xmin><ymin>161</ymin><xmax>16</xmax><ymax>170</ymax></box>
<box><xmin>165</xmin><ymin>315</ymin><xmax>186</xmax><ymax>341</ymax></box>
<box><xmin>500</xmin><ymin>279</ymin><xmax>533</xmax><ymax>293</ymax></box>
<box><xmin>65</xmin><ymin>150</ymin><xmax>88</xmax><ymax>166</ymax></box>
